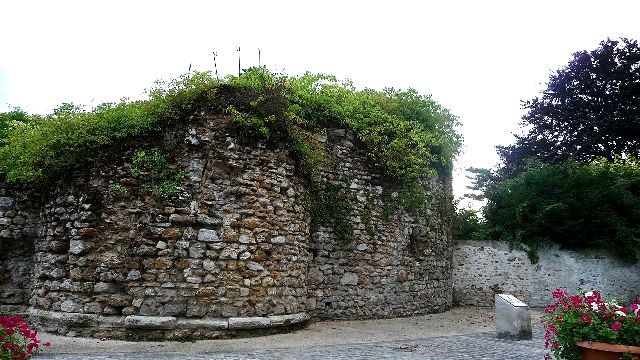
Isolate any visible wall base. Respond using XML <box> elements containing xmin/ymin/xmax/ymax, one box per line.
<box><xmin>29</xmin><ymin>308</ymin><xmax>310</xmax><ymax>340</ymax></box>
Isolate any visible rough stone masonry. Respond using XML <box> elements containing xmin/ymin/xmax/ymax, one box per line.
<box><xmin>0</xmin><ymin>116</ymin><xmax>453</xmax><ymax>340</ymax></box>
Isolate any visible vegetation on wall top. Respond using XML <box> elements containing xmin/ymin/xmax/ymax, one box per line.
<box><xmin>0</xmin><ymin>68</ymin><xmax>461</xmax><ymax>188</ymax></box>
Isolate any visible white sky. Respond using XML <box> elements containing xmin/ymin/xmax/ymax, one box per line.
<box><xmin>1</xmin><ymin>0</ymin><xmax>639</xmax><ymax>208</ymax></box>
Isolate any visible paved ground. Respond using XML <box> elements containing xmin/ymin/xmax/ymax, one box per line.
<box><xmin>34</xmin><ymin>307</ymin><xmax>548</xmax><ymax>359</ymax></box>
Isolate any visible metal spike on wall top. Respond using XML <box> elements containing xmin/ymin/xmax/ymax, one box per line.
<box><xmin>237</xmin><ymin>46</ymin><xmax>241</xmax><ymax>77</ymax></box>
<box><xmin>212</xmin><ymin>51</ymin><xmax>219</xmax><ymax>79</ymax></box>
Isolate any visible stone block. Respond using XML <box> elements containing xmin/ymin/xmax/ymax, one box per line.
<box><xmin>340</xmin><ymin>272</ymin><xmax>359</xmax><ymax>286</ymax></box>
<box><xmin>178</xmin><ymin>318</ymin><xmax>228</xmax><ymax>330</ymax></box>
<box><xmin>0</xmin><ymin>197</ymin><xmax>15</xmax><ymax>209</ymax></box>
<box><xmin>271</xmin><ymin>236</ymin><xmax>286</xmax><ymax>244</ymax></box>
<box><xmin>228</xmin><ymin>316</ymin><xmax>271</xmax><ymax>329</ymax></box>
<box><xmin>198</xmin><ymin>229</ymin><xmax>220</xmax><ymax>242</ymax></box>
<box><xmin>246</xmin><ymin>261</ymin><xmax>264</xmax><ymax>271</ymax></box>
<box><xmin>124</xmin><ymin>315</ymin><xmax>176</xmax><ymax>329</ymax></box>
<box><xmin>197</xmin><ymin>214</ymin><xmax>222</xmax><ymax>226</ymax></box>
<box><xmin>169</xmin><ymin>214</ymin><xmax>195</xmax><ymax>224</ymax></box>
<box><xmin>60</xmin><ymin>299</ymin><xmax>83</xmax><ymax>313</ymax></box>
<box><xmin>268</xmin><ymin>312</ymin><xmax>310</xmax><ymax>327</ymax></box>
<box><xmin>69</xmin><ymin>240</ymin><xmax>90</xmax><ymax>255</ymax></box>
<box><xmin>495</xmin><ymin>294</ymin><xmax>532</xmax><ymax>340</ymax></box>
<box><xmin>94</xmin><ymin>282</ymin><xmax>119</xmax><ymax>293</ymax></box>
<box><xmin>21</xmin><ymin>227</ymin><xmax>42</xmax><ymax>238</ymax></box>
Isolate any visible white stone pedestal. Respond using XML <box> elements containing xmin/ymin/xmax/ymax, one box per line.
<box><xmin>495</xmin><ymin>294</ymin><xmax>532</xmax><ymax>340</ymax></box>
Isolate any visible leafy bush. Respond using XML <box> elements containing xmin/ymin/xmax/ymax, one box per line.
<box><xmin>0</xmin><ymin>68</ymin><xmax>460</xmax><ymax>188</ymax></box>
<box><xmin>0</xmin><ymin>68</ymin><xmax>460</xmax><ymax>240</ymax></box>
<box><xmin>484</xmin><ymin>158</ymin><xmax>640</xmax><ymax>263</ymax></box>
<box><xmin>0</xmin><ymin>314</ymin><xmax>50</xmax><ymax>359</ymax></box>
<box><xmin>130</xmin><ymin>148</ymin><xmax>184</xmax><ymax>199</ymax></box>
<box><xmin>306</xmin><ymin>182</ymin><xmax>354</xmax><ymax>241</ymax></box>
<box><xmin>0</xmin><ymin>100</ymin><xmax>157</xmax><ymax>183</ymax></box>
<box><xmin>0</xmin><ymin>68</ymin><xmax>461</xmax><ymax>184</ymax></box>
<box><xmin>452</xmin><ymin>207</ymin><xmax>487</xmax><ymax>240</ymax></box>
<box><xmin>287</xmin><ymin>74</ymin><xmax>461</xmax><ymax>182</ymax></box>
<box><xmin>543</xmin><ymin>288</ymin><xmax>640</xmax><ymax>360</ymax></box>
<box><xmin>0</xmin><ymin>108</ymin><xmax>31</xmax><ymax>146</ymax></box>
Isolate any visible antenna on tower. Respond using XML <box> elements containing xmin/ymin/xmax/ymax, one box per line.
<box><xmin>212</xmin><ymin>51</ymin><xmax>219</xmax><ymax>79</ymax></box>
<box><xmin>258</xmin><ymin>48</ymin><xmax>261</xmax><ymax>67</ymax></box>
<box><xmin>237</xmin><ymin>46</ymin><xmax>241</xmax><ymax>76</ymax></box>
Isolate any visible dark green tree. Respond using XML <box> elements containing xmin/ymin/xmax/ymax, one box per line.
<box><xmin>483</xmin><ymin>158</ymin><xmax>640</xmax><ymax>263</ymax></box>
<box><xmin>498</xmin><ymin>38</ymin><xmax>640</xmax><ymax>177</ymax></box>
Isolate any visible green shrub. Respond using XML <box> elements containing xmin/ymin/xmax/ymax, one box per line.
<box><xmin>0</xmin><ymin>68</ymin><xmax>460</xmax><ymax>188</ymax></box>
<box><xmin>130</xmin><ymin>148</ymin><xmax>184</xmax><ymax>199</ymax></box>
<box><xmin>287</xmin><ymin>74</ymin><xmax>461</xmax><ymax>182</ymax></box>
<box><xmin>484</xmin><ymin>158</ymin><xmax>640</xmax><ymax>263</ymax></box>
<box><xmin>0</xmin><ymin>68</ymin><xmax>460</xmax><ymax>238</ymax></box>
<box><xmin>147</xmin><ymin>71</ymin><xmax>222</xmax><ymax>122</ymax></box>
<box><xmin>0</xmin><ymin>101</ymin><xmax>157</xmax><ymax>183</ymax></box>
<box><xmin>306</xmin><ymin>182</ymin><xmax>354</xmax><ymax>241</ymax></box>
<box><xmin>0</xmin><ymin>108</ymin><xmax>31</xmax><ymax>146</ymax></box>
<box><xmin>452</xmin><ymin>208</ymin><xmax>487</xmax><ymax>240</ymax></box>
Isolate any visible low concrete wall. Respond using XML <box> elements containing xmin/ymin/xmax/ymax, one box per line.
<box><xmin>453</xmin><ymin>240</ymin><xmax>640</xmax><ymax>307</ymax></box>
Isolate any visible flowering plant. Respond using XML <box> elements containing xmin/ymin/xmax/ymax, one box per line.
<box><xmin>543</xmin><ymin>288</ymin><xmax>640</xmax><ymax>360</ymax></box>
<box><xmin>0</xmin><ymin>315</ymin><xmax>50</xmax><ymax>360</ymax></box>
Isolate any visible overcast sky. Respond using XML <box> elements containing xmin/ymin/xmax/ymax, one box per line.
<box><xmin>1</xmin><ymin>0</ymin><xmax>639</xmax><ymax>207</ymax></box>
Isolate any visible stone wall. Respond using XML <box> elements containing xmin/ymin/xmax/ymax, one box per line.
<box><xmin>453</xmin><ymin>240</ymin><xmax>640</xmax><ymax>307</ymax></box>
<box><xmin>307</xmin><ymin>129</ymin><xmax>453</xmax><ymax>319</ymax></box>
<box><xmin>0</xmin><ymin>192</ymin><xmax>42</xmax><ymax>315</ymax></box>
<box><xmin>0</xmin><ymin>115</ymin><xmax>454</xmax><ymax>340</ymax></box>
<box><xmin>26</xmin><ymin>117</ymin><xmax>310</xmax><ymax>339</ymax></box>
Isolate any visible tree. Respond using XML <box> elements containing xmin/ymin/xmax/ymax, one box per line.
<box><xmin>498</xmin><ymin>38</ymin><xmax>640</xmax><ymax>178</ymax></box>
<box><xmin>483</xmin><ymin>158</ymin><xmax>640</xmax><ymax>263</ymax></box>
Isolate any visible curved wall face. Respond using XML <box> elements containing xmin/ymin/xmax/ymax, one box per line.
<box><xmin>307</xmin><ymin>129</ymin><xmax>453</xmax><ymax>319</ymax></box>
<box><xmin>0</xmin><ymin>116</ymin><xmax>454</xmax><ymax>340</ymax></box>
<box><xmin>0</xmin><ymin>192</ymin><xmax>41</xmax><ymax>316</ymax></box>
<box><xmin>28</xmin><ymin>117</ymin><xmax>310</xmax><ymax>339</ymax></box>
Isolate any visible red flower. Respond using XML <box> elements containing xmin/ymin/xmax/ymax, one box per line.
<box><xmin>580</xmin><ymin>313</ymin><xmax>593</xmax><ymax>324</ymax></box>
<box><xmin>0</xmin><ymin>314</ymin><xmax>50</xmax><ymax>358</ymax></box>
<box><xmin>552</xmin><ymin>288</ymin><xmax>567</xmax><ymax>299</ymax></box>
<box><xmin>611</xmin><ymin>322</ymin><xmax>622</xmax><ymax>331</ymax></box>
<box><xmin>570</xmin><ymin>295</ymin><xmax>583</xmax><ymax>308</ymax></box>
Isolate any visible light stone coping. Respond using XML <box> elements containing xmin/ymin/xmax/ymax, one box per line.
<box><xmin>268</xmin><ymin>313</ymin><xmax>310</xmax><ymax>326</ymax></box>
<box><xmin>178</xmin><ymin>318</ymin><xmax>228</xmax><ymax>330</ymax></box>
<box><xmin>29</xmin><ymin>308</ymin><xmax>309</xmax><ymax>331</ymax></box>
<box><xmin>228</xmin><ymin>316</ymin><xmax>271</xmax><ymax>329</ymax></box>
<box><xmin>124</xmin><ymin>315</ymin><xmax>176</xmax><ymax>329</ymax></box>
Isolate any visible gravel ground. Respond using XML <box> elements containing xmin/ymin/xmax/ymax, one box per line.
<box><xmin>33</xmin><ymin>307</ymin><xmax>545</xmax><ymax>358</ymax></box>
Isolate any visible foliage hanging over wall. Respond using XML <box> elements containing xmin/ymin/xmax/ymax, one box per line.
<box><xmin>483</xmin><ymin>158</ymin><xmax>640</xmax><ymax>263</ymax></box>
<box><xmin>0</xmin><ymin>68</ymin><xmax>461</xmax><ymax>188</ymax></box>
